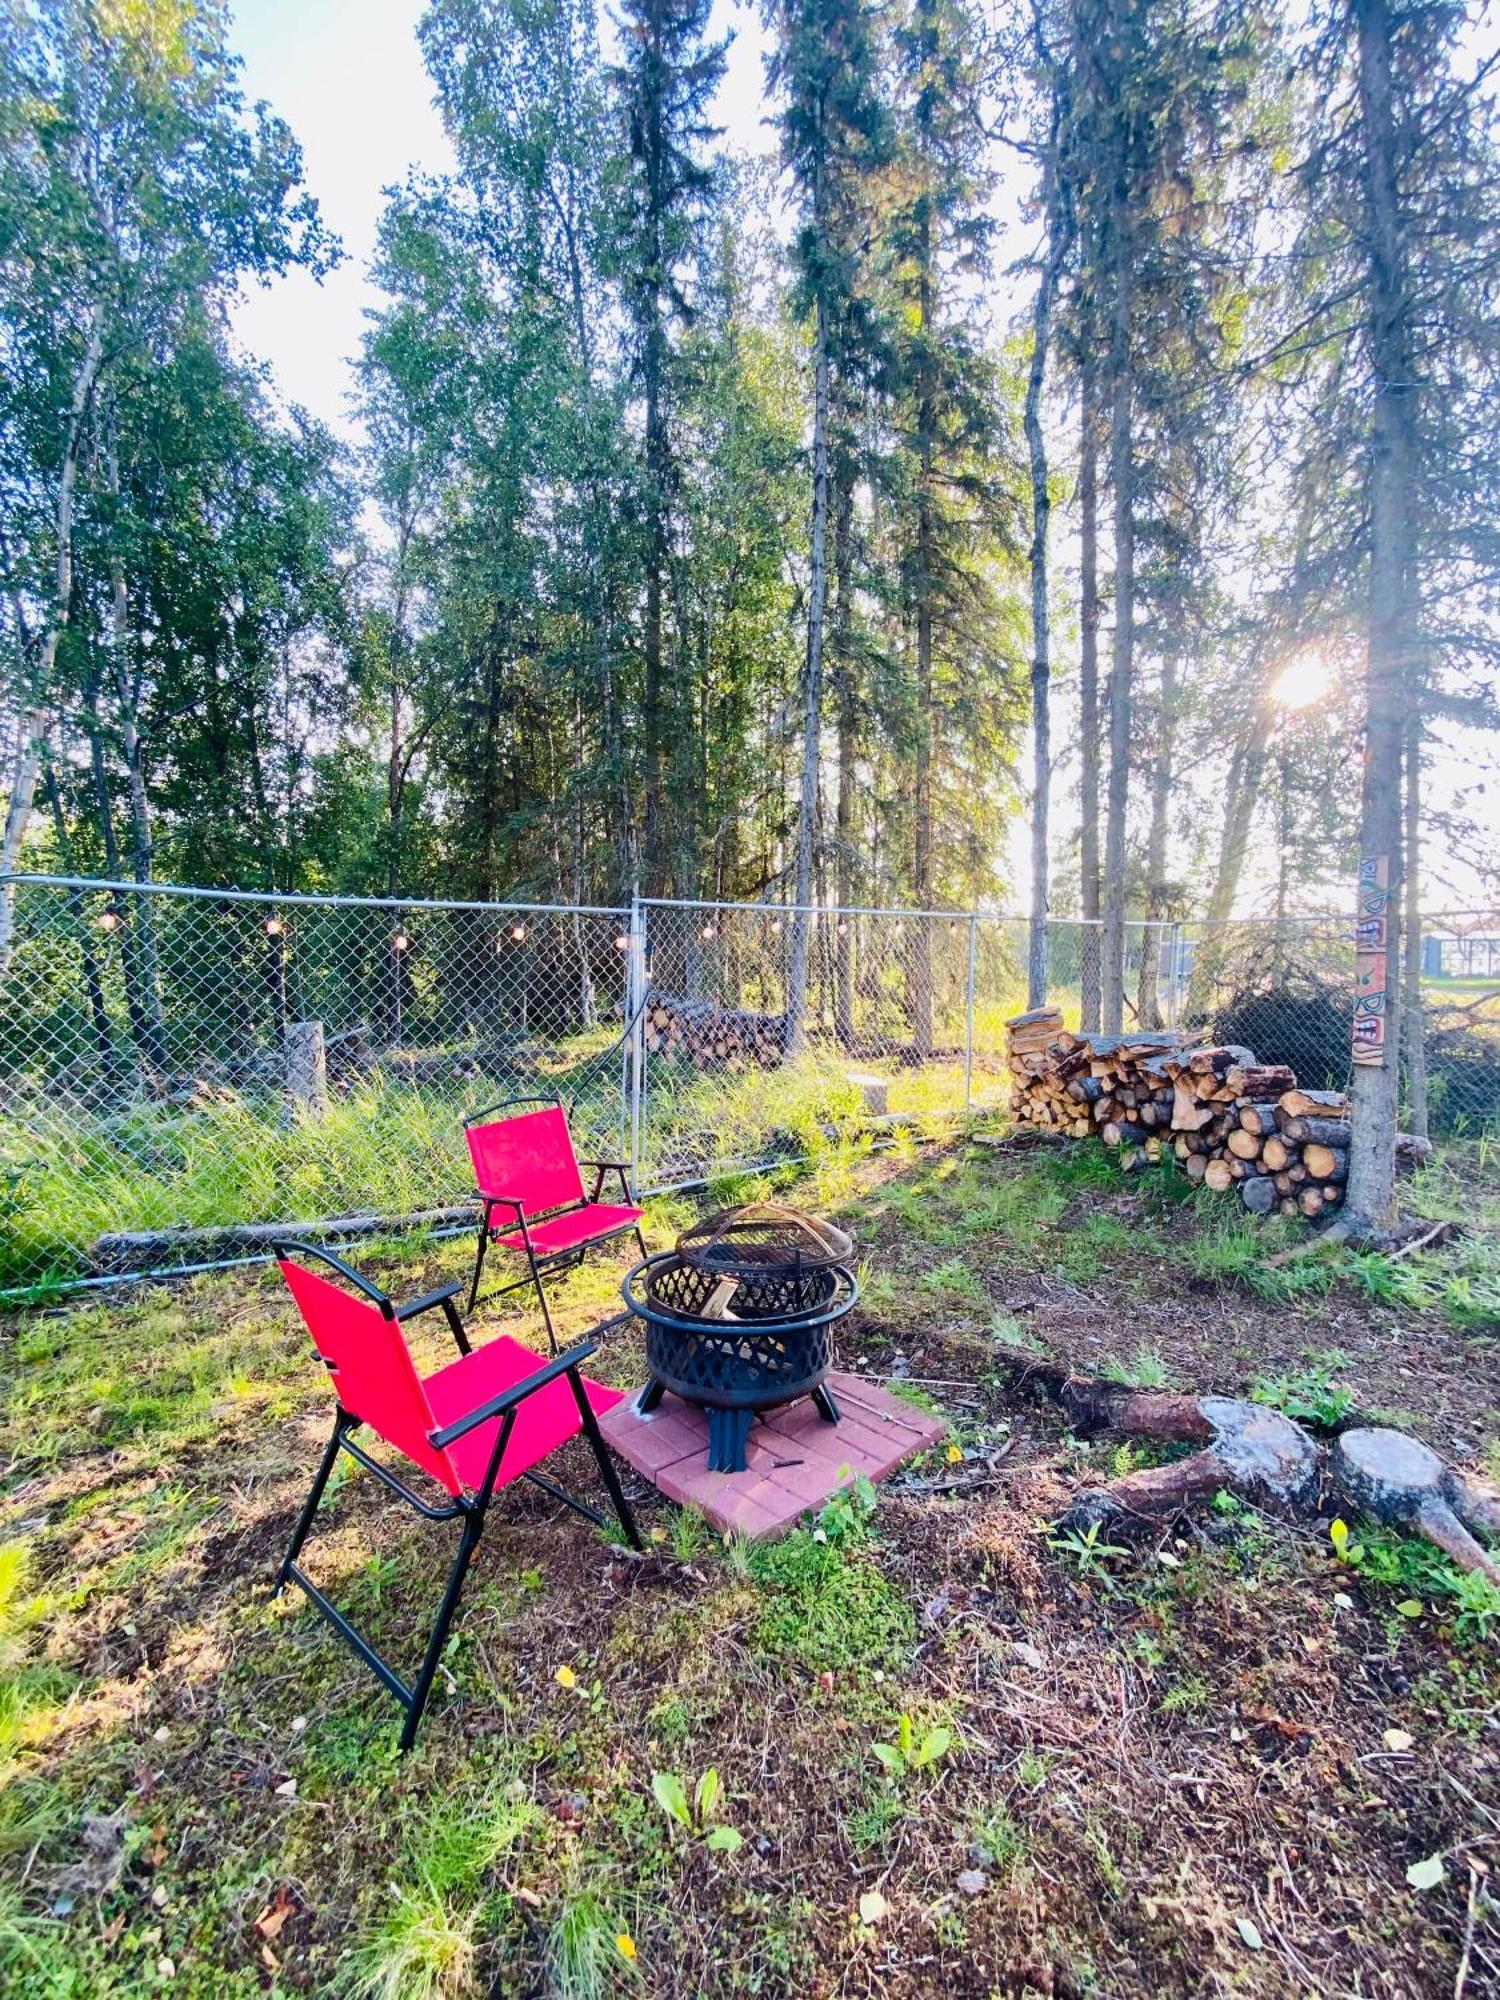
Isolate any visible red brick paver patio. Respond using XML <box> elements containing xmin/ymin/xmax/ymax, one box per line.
<box><xmin>597</xmin><ymin>1372</ymin><xmax>947</xmax><ymax>1538</ymax></box>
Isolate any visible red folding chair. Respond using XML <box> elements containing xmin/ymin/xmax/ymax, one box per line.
<box><xmin>273</xmin><ymin>1241</ymin><xmax>640</xmax><ymax>1750</ymax></box>
<box><xmin>463</xmin><ymin>1095</ymin><xmax>647</xmax><ymax>1347</ymax></box>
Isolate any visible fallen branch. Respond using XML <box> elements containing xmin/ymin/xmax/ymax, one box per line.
<box><xmin>91</xmin><ymin>1203</ymin><xmax>481</xmax><ymax>1273</ymax></box>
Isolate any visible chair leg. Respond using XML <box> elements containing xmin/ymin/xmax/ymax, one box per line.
<box><xmin>570</xmin><ymin>1375</ymin><xmax>643</xmax><ymax>1550</ymax></box>
<box><xmin>529</xmin><ymin>1251</ymin><xmax>559</xmax><ymax>1355</ymax></box>
<box><xmin>633</xmin><ymin>1225</ymin><xmax>649</xmax><ymax>1264</ymax></box>
<box><xmin>276</xmin><ymin>1416</ymin><xmax>343</xmax><ymax>1593</ymax></box>
<box><xmin>400</xmin><ymin>1511</ymin><xmax>484</xmax><ymax>1752</ymax></box>
<box><xmin>467</xmin><ymin>1223</ymin><xmax>490</xmax><ymax>1314</ymax></box>
<box><xmin>441</xmin><ymin>1294</ymin><xmax>471</xmax><ymax>1356</ymax></box>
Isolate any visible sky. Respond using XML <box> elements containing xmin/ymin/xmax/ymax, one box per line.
<box><xmin>224</xmin><ymin>0</ymin><xmax>1499</xmax><ymax>922</ymax></box>
<box><xmin>229</xmin><ymin>0</ymin><xmax>778</xmax><ymax>436</ymax></box>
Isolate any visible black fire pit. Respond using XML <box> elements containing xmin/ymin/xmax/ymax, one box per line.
<box><xmin>621</xmin><ymin>1205</ymin><xmax>859</xmax><ymax>1473</ymax></box>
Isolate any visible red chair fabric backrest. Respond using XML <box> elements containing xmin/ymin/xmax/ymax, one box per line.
<box><xmin>279</xmin><ymin>1259</ymin><xmax>461</xmax><ymax>1496</ymax></box>
<box><xmin>465</xmin><ymin>1103</ymin><xmax>585</xmax><ymax>1215</ymax></box>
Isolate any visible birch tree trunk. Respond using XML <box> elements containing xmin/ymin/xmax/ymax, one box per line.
<box><xmin>1024</xmin><ymin>200</ymin><xmax>1062</xmax><ymax>1011</ymax></box>
<box><xmin>105</xmin><ymin>420</ymin><xmax>167</xmax><ymax>1069</ymax></box>
<box><xmin>1401</xmin><ymin>707</ymin><xmax>1427</xmax><ymax>1139</ymax></box>
<box><xmin>1346</xmin><ymin>0</ymin><xmax>1416</xmax><ymax>1234</ymax></box>
<box><xmin>1078</xmin><ymin>354</ymin><xmax>1103</xmax><ymax>1031</ymax></box>
<box><xmin>0</xmin><ymin>308</ymin><xmax>105</xmax><ymax>977</ymax></box>
<box><xmin>785</xmin><ymin>271</ymin><xmax>830</xmax><ymax>1058</ymax></box>
<box><xmin>833</xmin><ymin>459</ymin><xmax>857</xmax><ymax>1049</ymax></box>
<box><xmin>1135</xmin><ymin>643</ymin><xmax>1178</xmax><ymax>1028</ymax></box>
<box><xmin>1101</xmin><ymin>68</ymin><xmax>1135</xmax><ymax>1036</ymax></box>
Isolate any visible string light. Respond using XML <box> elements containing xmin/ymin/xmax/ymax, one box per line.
<box><xmin>510</xmin><ymin>923</ymin><xmax>527</xmax><ymax>943</ymax></box>
<box><xmin>700</xmin><ymin>922</ymin><xmax>717</xmax><ymax>940</ymax></box>
<box><xmin>614</xmin><ymin>932</ymin><xmax>631</xmax><ymax>952</ymax></box>
<box><xmin>263</xmin><ymin>915</ymin><xmax>284</xmax><ymax>939</ymax></box>
<box><xmin>392</xmin><ymin>930</ymin><xmax>410</xmax><ymax>953</ymax></box>
<box><xmin>837</xmin><ymin>920</ymin><xmax>848</xmax><ymax>936</ymax></box>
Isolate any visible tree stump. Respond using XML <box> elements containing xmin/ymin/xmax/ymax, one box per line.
<box><xmin>284</xmin><ymin>1020</ymin><xmax>328</xmax><ymax>1121</ymax></box>
<box><xmin>1331</xmin><ymin>1428</ymin><xmax>1500</xmax><ymax>1582</ymax></box>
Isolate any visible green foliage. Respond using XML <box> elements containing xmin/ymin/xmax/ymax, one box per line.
<box><xmin>1047</xmin><ymin>1517</ymin><xmax>1131</xmax><ymax>1581</ymax></box>
<box><xmin>1099</xmin><ymin>1347</ymin><xmax>1173</xmax><ymax>1390</ymax></box>
<box><xmin>745</xmin><ymin>1485</ymin><xmax>914</xmax><ymax>1674</ymax></box>
<box><xmin>1253</xmin><ymin>1356</ymin><xmax>1355</xmax><ymax>1429</ymax></box>
<box><xmin>870</xmin><ymin>1710</ymin><xmax>953</xmax><ymax>1779</ymax></box>
<box><xmin>649</xmin><ymin>1768</ymin><xmax>743</xmax><ymax>1852</ymax></box>
<box><xmin>546</xmin><ymin>1888</ymin><xmax>636</xmax><ymax>2000</ymax></box>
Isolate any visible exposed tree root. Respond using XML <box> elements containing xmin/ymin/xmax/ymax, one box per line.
<box><xmin>1045</xmin><ymin>1375</ymin><xmax>1500</xmax><ymax>1581</ymax></box>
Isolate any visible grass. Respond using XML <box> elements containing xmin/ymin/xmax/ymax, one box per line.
<box><xmin>1</xmin><ymin>1138</ymin><xmax>1498</xmax><ymax>1995</ymax></box>
<box><xmin>0</xmin><ymin>1045</ymin><xmax>884</xmax><ymax>1298</ymax></box>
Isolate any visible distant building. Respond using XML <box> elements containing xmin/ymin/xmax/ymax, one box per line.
<box><xmin>1423</xmin><ymin>934</ymin><xmax>1500</xmax><ymax>978</ymax></box>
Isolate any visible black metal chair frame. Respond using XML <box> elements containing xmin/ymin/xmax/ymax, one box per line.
<box><xmin>273</xmin><ymin>1240</ymin><xmax>641</xmax><ymax>1751</ymax></box>
<box><xmin>463</xmin><ymin>1093</ymin><xmax>649</xmax><ymax>1351</ymax></box>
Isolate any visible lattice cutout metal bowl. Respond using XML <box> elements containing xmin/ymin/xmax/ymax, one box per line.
<box><xmin>621</xmin><ymin>1246</ymin><xmax>859</xmax><ymax>1472</ymax></box>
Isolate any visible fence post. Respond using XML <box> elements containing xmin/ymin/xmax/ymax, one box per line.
<box><xmin>1166</xmin><ymin>922</ymin><xmax>1183</xmax><ymax>1032</ymax></box>
<box><xmin>627</xmin><ymin>893</ymin><xmax>647</xmax><ymax>1192</ymax></box>
<box><xmin>964</xmin><ymin>915</ymin><xmax>978</xmax><ymax>1114</ymax></box>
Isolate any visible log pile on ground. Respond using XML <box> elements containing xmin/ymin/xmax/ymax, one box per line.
<box><xmin>644</xmin><ymin>992</ymin><xmax>784</xmax><ymax>1068</ymax></box>
<box><xmin>1006</xmin><ymin>1008</ymin><xmax>1432</xmax><ymax>1221</ymax></box>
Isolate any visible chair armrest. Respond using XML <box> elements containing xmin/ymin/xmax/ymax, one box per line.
<box><xmin>394</xmin><ymin>1280</ymin><xmax>465</xmax><ymax>1323</ymax></box>
<box><xmin>273</xmin><ymin>1238</ymin><xmax>390</xmax><ymax>1308</ymax></box>
<box><xmin>580</xmin><ymin>1160</ymin><xmax>634</xmax><ymax>1203</ymax></box>
<box><xmin>428</xmin><ymin>1340</ymin><xmax>599</xmax><ymax>1449</ymax></box>
<box><xmin>476</xmin><ymin>1192</ymin><xmax>525</xmax><ymax>1218</ymax></box>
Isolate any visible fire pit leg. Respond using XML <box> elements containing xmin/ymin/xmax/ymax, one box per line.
<box><xmin>637</xmin><ymin>1379</ymin><xmax>667</xmax><ymax>1415</ymax></box>
<box><xmin>706</xmin><ymin>1407</ymin><xmax>754</xmax><ymax>1474</ymax></box>
<box><xmin>811</xmin><ymin>1382</ymin><xmax>841</xmax><ymax>1425</ymax></box>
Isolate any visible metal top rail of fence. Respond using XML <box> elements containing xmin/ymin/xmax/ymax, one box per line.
<box><xmin>1</xmin><ymin>874</ymin><xmax>1496</xmax><ymax>1300</ymax></box>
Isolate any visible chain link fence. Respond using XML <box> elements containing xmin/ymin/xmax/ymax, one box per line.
<box><xmin>2</xmin><ymin>874</ymin><xmax>1496</xmax><ymax>1298</ymax></box>
<box><xmin>0</xmin><ymin>877</ymin><xmax>634</xmax><ymax>1298</ymax></box>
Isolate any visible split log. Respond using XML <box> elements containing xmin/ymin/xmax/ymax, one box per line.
<box><xmin>1303</xmin><ymin>1143</ymin><xmax>1349</xmax><ymax>1184</ymax></box>
<box><xmin>1241</xmin><ymin>1176</ymin><xmax>1277</xmax><ymax>1216</ymax></box>
<box><xmin>1261</xmin><ymin>1134</ymin><xmax>1292</xmax><ymax>1173</ymax></box>
<box><xmin>1223</xmin><ymin>1063</ymin><xmax>1297</xmax><ymax>1099</ymax></box>
<box><xmin>1236</xmin><ymin>1101</ymin><xmax>1284</xmax><ymax>1138</ymax></box>
<box><xmin>1277</xmin><ymin>1087</ymin><xmax>1349</xmax><ymax>1120</ymax></box>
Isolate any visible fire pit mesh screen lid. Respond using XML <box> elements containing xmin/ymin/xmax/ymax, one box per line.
<box><xmin>675</xmin><ymin>1202</ymin><xmax>853</xmax><ymax>1281</ymax></box>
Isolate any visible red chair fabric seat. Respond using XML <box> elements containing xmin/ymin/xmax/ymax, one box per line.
<box><xmin>463</xmin><ymin>1098</ymin><xmax>648</xmax><ymax>1338</ymax></box>
<box><xmin>490</xmin><ymin>1201</ymin><xmax>643</xmax><ymax>1258</ymax></box>
<box><xmin>422</xmin><ymin>1334</ymin><xmax>624</xmax><ymax>1493</ymax></box>
<box><xmin>272</xmin><ymin>1241</ymin><xmax>640</xmax><ymax>1750</ymax></box>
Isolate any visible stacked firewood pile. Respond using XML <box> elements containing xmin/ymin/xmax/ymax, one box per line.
<box><xmin>644</xmin><ymin>992</ymin><xmax>785</xmax><ymax>1069</ymax></box>
<box><xmin>1006</xmin><ymin>1008</ymin><xmax>1431</xmax><ymax>1219</ymax></box>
